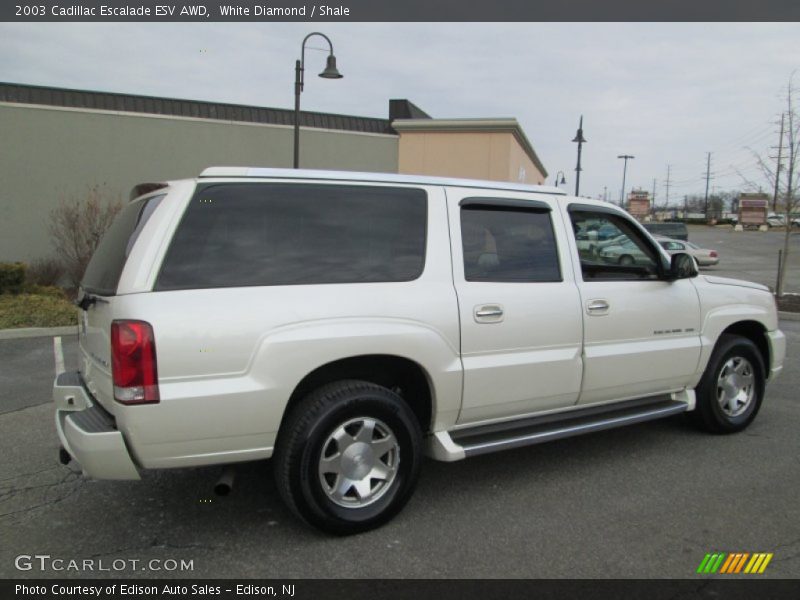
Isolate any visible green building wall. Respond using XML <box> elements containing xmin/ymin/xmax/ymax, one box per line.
<box><xmin>0</xmin><ymin>103</ymin><xmax>399</xmax><ymax>262</ymax></box>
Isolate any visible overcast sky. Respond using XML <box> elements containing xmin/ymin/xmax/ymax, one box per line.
<box><xmin>2</xmin><ymin>22</ymin><xmax>798</xmax><ymax>203</ymax></box>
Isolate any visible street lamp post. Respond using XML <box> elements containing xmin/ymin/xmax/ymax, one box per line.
<box><xmin>553</xmin><ymin>170</ymin><xmax>566</xmax><ymax>188</ymax></box>
<box><xmin>572</xmin><ymin>115</ymin><xmax>587</xmax><ymax>196</ymax></box>
<box><xmin>294</xmin><ymin>32</ymin><xmax>343</xmax><ymax>169</ymax></box>
<box><xmin>617</xmin><ymin>154</ymin><xmax>635</xmax><ymax>207</ymax></box>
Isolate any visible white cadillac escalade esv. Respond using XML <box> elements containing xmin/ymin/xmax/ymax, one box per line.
<box><xmin>54</xmin><ymin>167</ymin><xmax>786</xmax><ymax>534</ymax></box>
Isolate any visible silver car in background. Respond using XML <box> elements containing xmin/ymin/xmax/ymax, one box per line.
<box><xmin>656</xmin><ymin>236</ymin><xmax>720</xmax><ymax>267</ymax></box>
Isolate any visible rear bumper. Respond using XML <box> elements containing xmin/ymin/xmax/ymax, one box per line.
<box><xmin>53</xmin><ymin>371</ymin><xmax>140</xmax><ymax>480</ymax></box>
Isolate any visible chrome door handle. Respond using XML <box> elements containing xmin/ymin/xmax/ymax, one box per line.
<box><xmin>586</xmin><ymin>299</ymin><xmax>610</xmax><ymax>313</ymax></box>
<box><xmin>474</xmin><ymin>304</ymin><xmax>504</xmax><ymax>323</ymax></box>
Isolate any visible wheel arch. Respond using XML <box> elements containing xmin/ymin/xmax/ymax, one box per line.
<box><xmin>281</xmin><ymin>354</ymin><xmax>435</xmax><ymax>435</ymax></box>
<box><xmin>719</xmin><ymin>320</ymin><xmax>770</xmax><ymax>376</ymax></box>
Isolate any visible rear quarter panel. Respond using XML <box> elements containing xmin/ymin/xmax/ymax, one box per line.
<box><xmin>111</xmin><ymin>182</ymin><xmax>462</xmax><ymax>469</ymax></box>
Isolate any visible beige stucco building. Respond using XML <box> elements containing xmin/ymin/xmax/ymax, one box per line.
<box><xmin>395</xmin><ymin>118</ymin><xmax>547</xmax><ymax>185</ymax></box>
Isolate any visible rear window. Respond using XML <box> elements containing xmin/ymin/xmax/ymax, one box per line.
<box><xmin>81</xmin><ymin>194</ymin><xmax>165</xmax><ymax>296</ymax></box>
<box><xmin>155</xmin><ymin>183</ymin><xmax>427</xmax><ymax>290</ymax></box>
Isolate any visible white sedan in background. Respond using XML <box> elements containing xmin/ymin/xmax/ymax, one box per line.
<box><xmin>655</xmin><ymin>236</ymin><xmax>720</xmax><ymax>267</ymax></box>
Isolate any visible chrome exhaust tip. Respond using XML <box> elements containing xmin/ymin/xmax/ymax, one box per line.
<box><xmin>213</xmin><ymin>466</ymin><xmax>235</xmax><ymax>496</ymax></box>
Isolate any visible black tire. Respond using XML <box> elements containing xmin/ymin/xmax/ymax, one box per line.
<box><xmin>619</xmin><ymin>255</ymin><xmax>634</xmax><ymax>266</ymax></box>
<box><xmin>692</xmin><ymin>334</ymin><xmax>765</xmax><ymax>434</ymax></box>
<box><xmin>273</xmin><ymin>380</ymin><xmax>422</xmax><ymax>535</ymax></box>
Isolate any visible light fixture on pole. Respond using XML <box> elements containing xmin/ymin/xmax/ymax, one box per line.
<box><xmin>617</xmin><ymin>154</ymin><xmax>635</xmax><ymax>207</ymax></box>
<box><xmin>553</xmin><ymin>170</ymin><xmax>566</xmax><ymax>188</ymax></box>
<box><xmin>294</xmin><ymin>32</ymin><xmax>343</xmax><ymax>169</ymax></box>
<box><xmin>572</xmin><ymin>116</ymin><xmax>587</xmax><ymax>196</ymax></box>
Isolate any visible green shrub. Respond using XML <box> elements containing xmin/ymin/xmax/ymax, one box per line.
<box><xmin>0</xmin><ymin>293</ymin><xmax>77</xmax><ymax>328</ymax></box>
<box><xmin>0</xmin><ymin>262</ymin><xmax>26</xmax><ymax>294</ymax></box>
<box><xmin>23</xmin><ymin>284</ymin><xmax>68</xmax><ymax>299</ymax></box>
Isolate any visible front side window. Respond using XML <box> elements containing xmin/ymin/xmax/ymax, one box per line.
<box><xmin>460</xmin><ymin>204</ymin><xmax>561</xmax><ymax>282</ymax></box>
<box><xmin>156</xmin><ymin>183</ymin><xmax>427</xmax><ymax>290</ymax></box>
<box><xmin>570</xmin><ymin>209</ymin><xmax>662</xmax><ymax>280</ymax></box>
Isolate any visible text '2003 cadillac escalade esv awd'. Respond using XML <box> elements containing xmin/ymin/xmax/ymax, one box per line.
<box><xmin>54</xmin><ymin>167</ymin><xmax>786</xmax><ymax>534</ymax></box>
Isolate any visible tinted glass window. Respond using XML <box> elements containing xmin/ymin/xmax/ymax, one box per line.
<box><xmin>156</xmin><ymin>183</ymin><xmax>427</xmax><ymax>290</ymax></box>
<box><xmin>461</xmin><ymin>206</ymin><xmax>560</xmax><ymax>282</ymax></box>
<box><xmin>81</xmin><ymin>194</ymin><xmax>165</xmax><ymax>296</ymax></box>
<box><xmin>570</xmin><ymin>210</ymin><xmax>662</xmax><ymax>280</ymax></box>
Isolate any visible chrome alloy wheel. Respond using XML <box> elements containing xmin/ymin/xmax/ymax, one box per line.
<box><xmin>318</xmin><ymin>417</ymin><xmax>400</xmax><ymax>508</ymax></box>
<box><xmin>716</xmin><ymin>356</ymin><xmax>755</xmax><ymax>418</ymax></box>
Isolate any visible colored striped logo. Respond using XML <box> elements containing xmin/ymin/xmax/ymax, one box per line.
<box><xmin>696</xmin><ymin>552</ymin><xmax>773</xmax><ymax>574</ymax></box>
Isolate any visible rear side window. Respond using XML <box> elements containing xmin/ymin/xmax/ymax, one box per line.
<box><xmin>81</xmin><ymin>194</ymin><xmax>165</xmax><ymax>296</ymax></box>
<box><xmin>156</xmin><ymin>183</ymin><xmax>427</xmax><ymax>290</ymax></box>
<box><xmin>460</xmin><ymin>205</ymin><xmax>561</xmax><ymax>282</ymax></box>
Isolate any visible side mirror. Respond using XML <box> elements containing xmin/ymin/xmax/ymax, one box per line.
<box><xmin>668</xmin><ymin>252</ymin><xmax>698</xmax><ymax>280</ymax></box>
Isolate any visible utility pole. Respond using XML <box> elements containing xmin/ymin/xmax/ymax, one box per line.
<box><xmin>618</xmin><ymin>155</ymin><xmax>635</xmax><ymax>207</ymax></box>
<box><xmin>772</xmin><ymin>113</ymin><xmax>785</xmax><ymax>213</ymax></box>
<box><xmin>651</xmin><ymin>178</ymin><xmax>657</xmax><ymax>206</ymax></box>
<box><xmin>664</xmin><ymin>164</ymin><xmax>672</xmax><ymax>209</ymax></box>
<box><xmin>703</xmin><ymin>152</ymin><xmax>712</xmax><ymax>219</ymax></box>
<box><xmin>603</xmin><ymin>186</ymin><xmax>608</xmax><ymax>202</ymax></box>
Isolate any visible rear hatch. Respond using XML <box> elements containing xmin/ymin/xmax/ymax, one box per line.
<box><xmin>78</xmin><ymin>190</ymin><xmax>166</xmax><ymax>414</ymax></box>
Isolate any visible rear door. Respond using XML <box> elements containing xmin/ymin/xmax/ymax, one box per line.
<box><xmin>447</xmin><ymin>188</ymin><xmax>584</xmax><ymax>424</ymax></box>
<box><xmin>78</xmin><ymin>191</ymin><xmax>166</xmax><ymax>412</ymax></box>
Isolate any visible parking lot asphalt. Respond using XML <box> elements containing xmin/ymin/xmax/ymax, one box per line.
<box><xmin>1</xmin><ymin>322</ymin><xmax>798</xmax><ymax>579</ymax></box>
<box><xmin>685</xmin><ymin>225</ymin><xmax>800</xmax><ymax>292</ymax></box>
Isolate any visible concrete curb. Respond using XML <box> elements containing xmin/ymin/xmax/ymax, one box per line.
<box><xmin>0</xmin><ymin>325</ymin><xmax>78</xmax><ymax>340</ymax></box>
<box><xmin>778</xmin><ymin>311</ymin><xmax>800</xmax><ymax>322</ymax></box>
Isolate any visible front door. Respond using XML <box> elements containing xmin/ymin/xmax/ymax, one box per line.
<box><xmin>564</xmin><ymin>204</ymin><xmax>702</xmax><ymax>405</ymax></box>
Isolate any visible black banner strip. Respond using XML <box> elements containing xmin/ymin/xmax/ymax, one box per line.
<box><xmin>4</xmin><ymin>579</ymin><xmax>800</xmax><ymax>600</ymax></box>
<box><xmin>2</xmin><ymin>0</ymin><xmax>800</xmax><ymax>22</ymax></box>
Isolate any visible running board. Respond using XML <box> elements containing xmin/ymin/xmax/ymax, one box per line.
<box><xmin>427</xmin><ymin>396</ymin><xmax>689</xmax><ymax>461</ymax></box>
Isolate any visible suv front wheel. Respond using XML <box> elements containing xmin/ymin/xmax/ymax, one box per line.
<box><xmin>692</xmin><ymin>334</ymin><xmax>765</xmax><ymax>433</ymax></box>
<box><xmin>274</xmin><ymin>380</ymin><xmax>422</xmax><ymax>535</ymax></box>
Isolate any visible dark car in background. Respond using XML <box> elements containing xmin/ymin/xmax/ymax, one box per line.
<box><xmin>642</xmin><ymin>222</ymin><xmax>689</xmax><ymax>241</ymax></box>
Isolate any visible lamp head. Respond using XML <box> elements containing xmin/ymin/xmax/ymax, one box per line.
<box><xmin>319</xmin><ymin>55</ymin><xmax>343</xmax><ymax>79</ymax></box>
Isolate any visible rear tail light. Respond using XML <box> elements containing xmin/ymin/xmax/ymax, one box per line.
<box><xmin>111</xmin><ymin>320</ymin><xmax>159</xmax><ymax>404</ymax></box>
<box><xmin>710</xmin><ymin>251</ymin><xmax>718</xmax><ymax>257</ymax></box>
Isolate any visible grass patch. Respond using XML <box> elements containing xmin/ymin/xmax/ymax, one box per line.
<box><xmin>0</xmin><ymin>292</ymin><xmax>77</xmax><ymax>328</ymax></box>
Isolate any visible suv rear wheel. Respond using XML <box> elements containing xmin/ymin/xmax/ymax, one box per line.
<box><xmin>692</xmin><ymin>334</ymin><xmax>765</xmax><ymax>433</ymax></box>
<box><xmin>274</xmin><ymin>380</ymin><xmax>422</xmax><ymax>535</ymax></box>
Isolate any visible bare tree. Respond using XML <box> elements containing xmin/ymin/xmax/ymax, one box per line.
<box><xmin>740</xmin><ymin>77</ymin><xmax>800</xmax><ymax>297</ymax></box>
<box><xmin>49</xmin><ymin>185</ymin><xmax>123</xmax><ymax>288</ymax></box>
